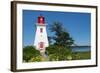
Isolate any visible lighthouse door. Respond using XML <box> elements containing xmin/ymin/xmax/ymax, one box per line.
<box><xmin>39</xmin><ymin>42</ymin><xmax>44</xmax><ymax>49</ymax></box>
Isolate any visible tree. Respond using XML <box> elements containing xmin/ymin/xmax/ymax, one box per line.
<box><xmin>45</xmin><ymin>22</ymin><xmax>74</xmax><ymax>61</ymax></box>
<box><xmin>49</xmin><ymin>22</ymin><xmax>74</xmax><ymax>47</ymax></box>
<box><xmin>48</xmin><ymin>36</ymin><xmax>52</xmax><ymax>45</ymax></box>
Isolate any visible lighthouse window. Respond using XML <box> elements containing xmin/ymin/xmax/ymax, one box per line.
<box><xmin>40</xmin><ymin>28</ymin><xmax>43</xmax><ymax>33</ymax></box>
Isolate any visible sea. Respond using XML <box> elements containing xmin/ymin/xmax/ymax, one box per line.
<box><xmin>71</xmin><ymin>47</ymin><xmax>90</xmax><ymax>52</ymax></box>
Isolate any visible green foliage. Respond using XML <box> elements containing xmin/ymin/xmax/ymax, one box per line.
<box><xmin>46</xmin><ymin>22</ymin><xmax>74</xmax><ymax>61</ymax></box>
<box><xmin>48</xmin><ymin>36</ymin><xmax>52</xmax><ymax>45</ymax></box>
<box><xmin>29</xmin><ymin>56</ymin><xmax>42</xmax><ymax>62</ymax></box>
<box><xmin>46</xmin><ymin>45</ymin><xmax>72</xmax><ymax>61</ymax></box>
<box><xmin>23</xmin><ymin>46</ymin><xmax>41</xmax><ymax>62</ymax></box>
<box><xmin>49</xmin><ymin>22</ymin><xmax>74</xmax><ymax>47</ymax></box>
<box><xmin>72</xmin><ymin>52</ymin><xmax>91</xmax><ymax>60</ymax></box>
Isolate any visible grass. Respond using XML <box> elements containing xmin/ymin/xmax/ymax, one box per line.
<box><xmin>72</xmin><ymin>51</ymin><xmax>91</xmax><ymax>60</ymax></box>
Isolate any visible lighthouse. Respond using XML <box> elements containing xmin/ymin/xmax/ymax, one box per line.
<box><xmin>34</xmin><ymin>15</ymin><xmax>49</xmax><ymax>53</ymax></box>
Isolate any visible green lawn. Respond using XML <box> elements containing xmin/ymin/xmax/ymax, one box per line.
<box><xmin>72</xmin><ymin>51</ymin><xmax>91</xmax><ymax>60</ymax></box>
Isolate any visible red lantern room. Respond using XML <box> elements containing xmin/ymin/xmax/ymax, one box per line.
<box><xmin>38</xmin><ymin>15</ymin><xmax>45</xmax><ymax>24</ymax></box>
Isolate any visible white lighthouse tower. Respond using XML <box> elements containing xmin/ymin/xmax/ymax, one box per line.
<box><xmin>34</xmin><ymin>15</ymin><xmax>49</xmax><ymax>53</ymax></box>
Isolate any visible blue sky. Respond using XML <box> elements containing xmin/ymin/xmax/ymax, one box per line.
<box><xmin>23</xmin><ymin>10</ymin><xmax>91</xmax><ymax>47</ymax></box>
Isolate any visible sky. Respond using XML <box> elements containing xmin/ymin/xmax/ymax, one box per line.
<box><xmin>23</xmin><ymin>10</ymin><xmax>91</xmax><ymax>47</ymax></box>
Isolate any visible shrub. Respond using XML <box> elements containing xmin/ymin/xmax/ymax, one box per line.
<box><xmin>46</xmin><ymin>45</ymin><xmax>72</xmax><ymax>61</ymax></box>
<box><xmin>29</xmin><ymin>56</ymin><xmax>42</xmax><ymax>62</ymax></box>
<box><xmin>23</xmin><ymin>46</ymin><xmax>41</xmax><ymax>62</ymax></box>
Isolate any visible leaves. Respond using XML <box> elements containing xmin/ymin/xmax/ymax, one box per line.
<box><xmin>46</xmin><ymin>45</ymin><xmax>72</xmax><ymax>61</ymax></box>
<box><xmin>23</xmin><ymin>46</ymin><xmax>41</xmax><ymax>62</ymax></box>
<box><xmin>49</xmin><ymin>21</ymin><xmax>74</xmax><ymax>47</ymax></box>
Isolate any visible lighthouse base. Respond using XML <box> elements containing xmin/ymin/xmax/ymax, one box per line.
<box><xmin>39</xmin><ymin>48</ymin><xmax>46</xmax><ymax>53</ymax></box>
<box><xmin>40</xmin><ymin>49</ymin><xmax>48</xmax><ymax>61</ymax></box>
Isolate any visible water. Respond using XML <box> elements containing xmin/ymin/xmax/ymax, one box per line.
<box><xmin>71</xmin><ymin>47</ymin><xmax>90</xmax><ymax>52</ymax></box>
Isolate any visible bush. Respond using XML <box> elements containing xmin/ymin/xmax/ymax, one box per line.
<box><xmin>23</xmin><ymin>46</ymin><xmax>41</xmax><ymax>62</ymax></box>
<box><xmin>29</xmin><ymin>56</ymin><xmax>42</xmax><ymax>62</ymax></box>
<box><xmin>46</xmin><ymin>45</ymin><xmax>72</xmax><ymax>61</ymax></box>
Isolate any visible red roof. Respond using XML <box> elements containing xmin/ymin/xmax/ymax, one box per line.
<box><xmin>38</xmin><ymin>15</ymin><xmax>45</xmax><ymax>24</ymax></box>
